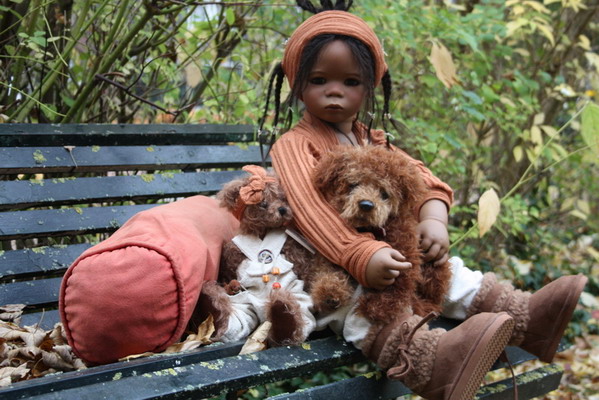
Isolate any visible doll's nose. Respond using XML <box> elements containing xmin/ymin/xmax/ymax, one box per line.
<box><xmin>358</xmin><ymin>200</ymin><xmax>374</xmax><ymax>212</ymax></box>
<box><xmin>325</xmin><ymin>83</ymin><xmax>343</xmax><ymax>97</ymax></box>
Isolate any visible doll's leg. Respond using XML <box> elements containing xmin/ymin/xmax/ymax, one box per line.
<box><xmin>321</xmin><ymin>287</ymin><xmax>515</xmax><ymax>400</ymax></box>
<box><xmin>440</xmin><ymin>257</ymin><xmax>484</xmax><ymax>320</ymax></box>
<box><xmin>466</xmin><ymin>272</ymin><xmax>587</xmax><ymax>362</ymax></box>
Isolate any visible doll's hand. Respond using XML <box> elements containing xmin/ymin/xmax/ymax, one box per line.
<box><xmin>417</xmin><ymin>219</ymin><xmax>450</xmax><ymax>267</ymax></box>
<box><xmin>366</xmin><ymin>248</ymin><xmax>412</xmax><ymax>291</ymax></box>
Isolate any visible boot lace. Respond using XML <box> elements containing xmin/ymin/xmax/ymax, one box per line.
<box><xmin>387</xmin><ymin>312</ymin><xmax>438</xmax><ymax>380</ymax></box>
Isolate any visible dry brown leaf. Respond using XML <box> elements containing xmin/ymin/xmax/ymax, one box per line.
<box><xmin>429</xmin><ymin>41</ymin><xmax>459</xmax><ymax>89</ymax></box>
<box><xmin>195</xmin><ymin>313</ymin><xmax>215</xmax><ymax>343</ymax></box>
<box><xmin>239</xmin><ymin>321</ymin><xmax>272</xmax><ymax>355</ymax></box>
<box><xmin>165</xmin><ymin>314</ymin><xmax>215</xmax><ymax>354</ymax></box>
<box><xmin>0</xmin><ymin>305</ymin><xmax>25</xmax><ymax>324</ymax></box>
<box><xmin>478</xmin><ymin>188</ymin><xmax>501</xmax><ymax>237</ymax></box>
<box><xmin>0</xmin><ymin>364</ymin><xmax>29</xmax><ymax>387</ymax></box>
<box><xmin>41</xmin><ymin>350</ymin><xmax>79</xmax><ymax>371</ymax></box>
<box><xmin>49</xmin><ymin>323</ymin><xmax>68</xmax><ymax>346</ymax></box>
<box><xmin>118</xmin><ymin>352</ymin><xmax>156</xmax><ymax>362</ymax></box>
<box><xmin>18</xmin><ymin>328</ymin><xmax>47</xmax><ymax>348</ymax></box>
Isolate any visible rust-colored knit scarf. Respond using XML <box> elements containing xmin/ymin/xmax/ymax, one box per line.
<box><xmin>282</xmin><ymin>10</ymin><xmax>387</xmax><ymax>88</ymax></box>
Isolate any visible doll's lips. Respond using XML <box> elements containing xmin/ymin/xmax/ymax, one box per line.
<box><xmin>325</xmin><ymin>104</ymin><xmax>343</xmax><ymax>110</ymax></box>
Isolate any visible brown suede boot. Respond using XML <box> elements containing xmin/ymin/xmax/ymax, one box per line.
<box><xmin>362</xmin><ymin>312</ymin><xmax>514</xmax><ymax>400</ymax></box>
<box><xmin>467</xmin><ymin>273</ymin><xmax>588</xmax><ymax>363</ymax></box>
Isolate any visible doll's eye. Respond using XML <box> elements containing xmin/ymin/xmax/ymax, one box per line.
<box><xmin>345</xmin><ymin>78</ymin><xmax>361</xmax><ymax>86</ymax></box>
<box><xmin>259</xmin><ymin>201</ymin><xmax>268</xmax><ymax>209</ymax></box>
<box><xmin>381</xmin><ymin>190</ymin><xmax>389</xmax><ymax>200</ymax></box>
<box><xmin>310</xmin><ymin>77</ymin><xmax>326</xmax><ymax>85</ymax></box>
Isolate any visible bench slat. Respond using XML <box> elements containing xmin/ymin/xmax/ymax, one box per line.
<box><xmin>0</xmin><ymin>124</ymin><xmax>256</xmax><ymax>146</ymax></box>
<box><xmin>0</xmin><ymin>244</ymin><xmax>91</xmax><ymax>280</ymax></box>
<box><xmin>268</xmin><ymin>373</ymin><xmax>411</xmax><ymax>400</ymax></box>
<box><xmin>0</xmin><ymin>340</ymin><xmax>246</xmax><ymax>399</ymax></box>
<box><xmin>0</xmin><ymin>171</ymin><xmax>241</xmax><ymax>210</ymax></box>
<box><xmin>0</xmin><ymin>204</ymin><xmax>157</xmax><ymax>240</ymax></box>
<box><xmin>477</xmin><ymin>364</ymin><xmax>563</xmax><ymax>399</ymax></box>
<box><xmin>0</xmin><ymin>277</ymin><xmax>61</xmax><ymax>306</ymax></box>
<box><xmin>19</xmin><ymin>309</ymin><xmax>61</xmax><ymax>330</ymax></box>
<box><xmin>0</xmin><ymin>336</ymin><xmax>363</xmax><ymax>400</ymax></box>
<box><xmin>0</xmin><ymin>145</ymin><xmax>263</xmax><ymax>174</ymax></box>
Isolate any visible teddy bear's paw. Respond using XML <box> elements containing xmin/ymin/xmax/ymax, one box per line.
<box><xmin>190</xmin><ymin>281</ymin><xmax>233</xmax><ymax>339</ymax></box>
<box><xmin>311</xmin><ymin>274</ymin><xmax>354</xmax><ymax>314</ymax></box>
<box><xmin>266</xmin><ymin>290</ymin><xmax>306</xmax><ymax>346</ymax></box>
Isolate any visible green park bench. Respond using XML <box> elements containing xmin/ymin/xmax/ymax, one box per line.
<box><xmin>0</xmin><ymin>123</ymin><xmax>564</xmax><ymax>399</ymax></box>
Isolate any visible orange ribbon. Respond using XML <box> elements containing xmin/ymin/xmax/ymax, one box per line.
<box><xmin>232</xmin><ymin>165</ymin><xmax>277</xmax><ymax>220</ymax></box>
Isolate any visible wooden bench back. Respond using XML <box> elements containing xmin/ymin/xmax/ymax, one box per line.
<box><xmin>0</xmin><ymin>123</ymin><xmax>261</xmax><ymax>329</ymax></box>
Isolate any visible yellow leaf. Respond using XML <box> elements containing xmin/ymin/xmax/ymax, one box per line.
<box><xmin>524</xmin><ymin>1</ymin><xmax>551</xmax><ymax>13</ymax></box>
<box><xmin>478</xmin><ymin>188</ymin><xmax>501</xmax><ymax>237</ymax></box>
<box><xmin>560</xmin><ymin>196</ymin><xmax>576</xmax><ymax>212</ymax></box>
<box><xmin>506</xmin><ymin>18</ymin><xmax>528</xmax><ymax>37</ymax></box>
<box><xmin>530</xmin><ymin>126</ymin><xmax>543</xmax><ymax>146</ymax></box>
<box><xmin>535</xmin><ymin>23</ymin><xmax>555</xmax><ymax>46</ymax></box>
<box><xmin>239</xmin><ymin>321</ymin><xmax>271</xmax><ymax>355</ymax></box>
<box><xmin>429</xmin><ymin>41</ymin><xmax>459</xmax><ymax>89</ymax></box>
<box><xmin>532</xmin><ymin>113</ymin><xmax>545</xmax><ymax>125</ymax></box>
<box><xmin>581</xmin><ymin>102</ymin><xmax>599</xmax><ymax>156</ymax></box>
<box><xmin>569</xmin><ymin>209</ymin><xmax>588</xmax><ymax>220</ymax></box>
<box><xmin>184</xmin><ymin>63</ymin><xmax>202</xmax><ymax>88</ymax></box>
<box><xmin>513</xmin><ymin>145</ymin><xmax>523</xmax><ymax>162</ymax></box>
<box><xmin>578</xmin><ymin>35</ymin><xmax>591</xmax><ymax>51</ymax></box>
<box><xmin>576</xmin><ymin>199</ymin><xmax>590</xmax><ymax>215</ymax></box>
<box><xmin>540</xmin><ymin>125</ymin><xmax>558</xmax><ymax>137</ymax></box>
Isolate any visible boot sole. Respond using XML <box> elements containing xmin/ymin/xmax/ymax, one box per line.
<box><xmin>535</xmin><ymin>274</ymin><xmax>588</xmax><ymax>363</ymax></box>
<box><xmin>450</xmin><ymin>313</ymin><xmax>515</xmax><ymax>400</ymax></box>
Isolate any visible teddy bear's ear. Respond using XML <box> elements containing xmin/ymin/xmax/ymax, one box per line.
<box><xmin>313</xmin><ymin>150</ymin><xmax>348</xmax><ymax>192</ymax></box>
<box><xmin>216</xmin><ymin>176</ymin><xmax>247</xmax><ymax>211</ymax></box>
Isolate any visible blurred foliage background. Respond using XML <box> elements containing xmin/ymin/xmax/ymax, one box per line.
<box><xmin>1</xmin><ymin>0</ymin><xmax>598</xmax><ymax>397</ymax></box>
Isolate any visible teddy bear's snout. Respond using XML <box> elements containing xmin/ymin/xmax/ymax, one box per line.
<box><xmin>358</xmin><ymin>200</ymin><xmax>375</xmax><ymax>212</ymax></box>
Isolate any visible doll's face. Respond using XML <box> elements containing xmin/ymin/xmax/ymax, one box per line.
<box><xmin>301</xmin><ymin>40</ymin><xmax>367</xmax><ymax>133</ymax></box>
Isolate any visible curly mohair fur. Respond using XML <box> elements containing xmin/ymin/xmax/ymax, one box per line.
<box><xmin>467</xmin><ymin>272</ymin><xmax>530</xmax><ymax>345</ymax></box>
<box><xmin>195</xmin><ymin>168</ymin><xmax>316</xmax><ymax>346</ymax></box>
<box><xmin>313</xmin><ymin>145</ymin><xmax>452</xmax><ymax>323</ymax></box>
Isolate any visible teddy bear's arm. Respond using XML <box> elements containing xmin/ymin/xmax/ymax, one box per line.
<box><xmin>283</xmin><ymin>240</ymin><xmax>315</xmax><ymax>283</ymax></box>
<box><xmin>219</xmin><ymin>241</ymin><xmax>245</xmax><ymax>284</ymax></box>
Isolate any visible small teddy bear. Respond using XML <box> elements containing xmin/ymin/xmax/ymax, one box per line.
<box><xmin>310</xmin><ymin>145</ymin><xmax>452</xmax><ymax>324</ymax></box>
<box><xmin>192</xmin><ymin>165</ymin><xmax>316</xmax><ymax>347</ymax></box>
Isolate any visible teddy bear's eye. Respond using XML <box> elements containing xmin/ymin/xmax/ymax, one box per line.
<box><xmin>259</xmin><ymin>201</ymin><xmax>268</xmax><ymax>209</ymax></box>
<box><xmin>381</xmin><ymin>190</ymin><xmax>389</xmax><ymax>200</ymax></box>
<box><xmin>348</xmin><ymin>183</ymin><xmax>358</xmax><ymax>191</ymax></box>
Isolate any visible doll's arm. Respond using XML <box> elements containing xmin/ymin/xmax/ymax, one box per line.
<box><xmin>418</xmin><ymin>199</ymin><xmax>450</xmax><ymax>266</ymax></box>
<box><xmin>271</xmin><ymin>135</ymin><xmax>397</xmax><ymax>288</ymax></box>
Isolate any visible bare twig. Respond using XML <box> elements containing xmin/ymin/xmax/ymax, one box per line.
<box><xmin>95</xmin><ymin>73</ymin><xmax>175</xmax><ymax>115</ymax></box>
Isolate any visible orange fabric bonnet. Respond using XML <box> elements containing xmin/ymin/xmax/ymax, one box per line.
<box><xmin>282</xmin><ymin>10</ymin><xmax>388</xmax><ymax>88</ymax></box>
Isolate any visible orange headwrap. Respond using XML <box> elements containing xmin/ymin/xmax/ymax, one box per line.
<box><xmin>282</xmin><ymin>10</ymin><xmax>387</xmax><ymax>89</ymax></box>
<box><xmin>233</xmin><ymin>165</ymin><xmax>277</xmax><ymax>220</ymax></box>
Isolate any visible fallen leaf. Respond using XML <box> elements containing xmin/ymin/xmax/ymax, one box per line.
<box><xmin>239</xmin><ymin>321</ymin><xmax>272</xmax><ymax>355</ymax></box>
<box><xmin>165</xmin><ymin>314</ymin><xmax>215</xmax><ymax>354</ymax></box>
<box><xmin>0</xmin><ymin>305</ymin><xmax>25</xmax><ymax>324</ymax></box>
<box><xmin>478</xmin><ymin>188</ymin><xmax>501</xmax><ymax>237</ymax></box>
<box><xmin>429</xmin><ymin>41</ymin><xmax>459</xmax><ymax>89</ymax></box>
<box><xmin>118</xmin><ymin>352</ymin><xmax>156</xmax><ymax>362</ymax></box>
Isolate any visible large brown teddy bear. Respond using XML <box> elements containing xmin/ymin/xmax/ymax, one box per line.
<box><xmin>309</xmin><ymin>145</ymin><xmax>453</xmax><ymax>324</ymax></box>
<box><xmin>191</xmin><ymin>165</ymin><xmax>316</xmax><ymax>347</ymax></box>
